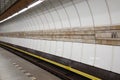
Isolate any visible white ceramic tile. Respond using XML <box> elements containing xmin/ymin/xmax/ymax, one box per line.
<box><xmin>31</xmin><ymin>15</ymin><xmax>39</xmax><ymax>31</ymax></box>
<box><xmin>46</xmin><ymin>9</ymin><xmax>56</xmax><ymax>29</ymax></box>
<box><xmin>31</xmin><ymin>39</ymin><xmax>35</xmax><ymax>49</ymax></box>
<box><xmin>107</xmin><ymin>0</ymin><xmax>120</xmax><ymax>25</ymax></box>
<box><xmin>71</xmin><ymin>43</ymin><xmax>82</xmax><ymax>62</ymax></box>
<box><xmin>40</xmin><ymin>14</ymin><xmax>48</xmax><ymax>30</ymax></box>
<box><xmin>36</xmin><ymin>40</ymin><xmax>41</xmax><ymax>51</ymax></box>
<box><xmin>34</xmin><ymin>40</ymin><xmax>38</xmax><ymax>50</ymax></box>
<box><xmin>51</xmin><ymin>11</ymin><xmax>61</xmax><ymax>29</ymax></box>
<box><xmin>56</xmin><ymin>41</ymin><xmax>64</xmax><ymax>57</ymax></box>
<box><xmin>45</xmin><ymin>12</ymin><xmax>54</xmax><ymax>30</ymax></box>
<box><xmin>56</xmin><ymin>4</ymin><xmax>70</xmax><ymax>28</ymax></box>
<box><xmin>43</xmin><ymin>40</ymin><xmax>47</xmax><ymax>52</ymax></box>
<box><xmin>111</xmin><ymin>46</ymin><xmax>120</xmax><ymax>74</ymax></box>
<box><xmin>27</xmin><ymin>16</ymin><xmax>33</xmax><ymax>31</ymax></box>
<box><xmin>40</xmin><ymin>40</ymin><xmax>45</xmax><ymax>52</ymax></box>
<box><xmin>29</xmin><ymin>39</ymin><xmax>33</xmax><ymax>49</ymax></box>
<box><xmin>50</xmin><ymin>41</ymin><xmax>56</xmax><ymax>55</ymax></box>
<box><xmin>43</xmin><ymin>13</ymin><xmax>51</xmax><ymax>30</ymax></box>
<box><xmin>74</xmin><ymin>1</ymin><xmax>93</xmax><ymax>27</ymax></box>
<box><xmin>39</xmin><ymin>40</ymin><xmax>43</xmax><ymax>51</ymax></box>
<box><xmin>45</xmin><ymin>40</ymin><xmax>51</xmax><ymax>53</ymax></box>
<box><xmin>25</xmin><ymin>39</ymin><xmax>29</xmax><ymax>48</ymax></box>
<box><xmin>63</xmin><ymin>42</ymin><xmax>72</xmax><ymax>59</ymax></box>
<box><xmin>63</xmin><ymin>1</ymin><xmax>80</xmax><ymax>27</ymax></box>
<box><xmin>88</xmin><ymin>0</ymin><xmax>110</xmax><ymax>26</ymax></box>
<box><xmin>81</xmin><ymin>43</ymin><xmax>95</xmax><ymax>65</ymax></box>
<box><xmin>94</xmin><ymin>45</ymin><xmax>112</xmax><ymax>70</ymax></box>
<box><xmin>44</xmin><ymin>40</ymin><xmax>48</xmax><ymax>53</ymax></box>
<box><xmin>27</xmin><ymin>14</ymin><xmax>33</xmax><ymax>31</ymax></box>
<box><xmin>35</xmin><ymin>15</ymin><xmax>43</xmax><ymax>30</ymax></box>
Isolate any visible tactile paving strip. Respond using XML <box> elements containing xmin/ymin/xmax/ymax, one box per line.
<box><xmin>12</xmin><ymin>62</ymin><xmax>37</xmax><ymax>80</ymax></box>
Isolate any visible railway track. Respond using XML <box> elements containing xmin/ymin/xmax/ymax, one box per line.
<box><xmin>0</xmin><ymin>43</ymin><xmax>90</xmax><ymax>80</ymax></box>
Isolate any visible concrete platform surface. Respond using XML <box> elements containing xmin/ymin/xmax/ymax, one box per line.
<box><xmin>0</xmin><ymin>47</ymin><xmax>61</xmax><ymax>80</ymax></box>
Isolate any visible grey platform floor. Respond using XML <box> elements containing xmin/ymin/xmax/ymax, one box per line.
<box><xmin>0</xmin><ymin>47</ymin><xmax>61</xmax><ymax>80</ymax></box>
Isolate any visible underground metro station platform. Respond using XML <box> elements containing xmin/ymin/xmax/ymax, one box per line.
<box><xmin>0</xmin><ymin>0</ymin><xmax>120</xmax><ymax>80</ymax></box>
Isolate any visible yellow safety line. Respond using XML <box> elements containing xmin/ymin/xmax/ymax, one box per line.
<box><xmin>0</xmin><ymin>43</ymin><xmax>101</xmax><ymax>80</ymax></box>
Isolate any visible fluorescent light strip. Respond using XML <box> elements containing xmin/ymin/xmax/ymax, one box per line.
<box><xmin>0</xmin><ymin>0</ymin><xmax>44</xmax><ymax>23</ymax></box>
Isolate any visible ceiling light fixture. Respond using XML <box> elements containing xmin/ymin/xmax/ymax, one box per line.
<box><xmin>0</xmin><ymin>0</ymin><xmax>44</xmax><ymax>23</ymax></box>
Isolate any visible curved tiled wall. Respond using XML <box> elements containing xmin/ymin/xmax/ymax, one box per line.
<box><xmin>0</xmin><ymin>0</ymin><xmax>120</xmax><ymax>74</ymax></box>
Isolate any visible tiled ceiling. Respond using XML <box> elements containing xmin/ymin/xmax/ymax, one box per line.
<box><xmin>0</xmin><ymin>0</ymin><xmax>18</xmax><ymax>14</ymax></box>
